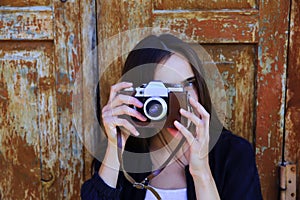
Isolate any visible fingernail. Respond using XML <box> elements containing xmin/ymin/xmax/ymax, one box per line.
<box><xmin>189</xmin><ymin>97</ymin><xmax>195</xmax><ymax>102</ymax></box>
<box><xmin>135</xmin><ymin>131</ymin><xmax>140</xmax><ymax>136</ymax></box>
<box><xmin>174</xmin><ymin>120</ymin><xmax>180</xmax><ymax>125</ymax></box>
<box><xmin>137</xmin><ymin>101</ymin><xmax>143</xmax><ymax>108</ymax></box>
<box><xmin>180</xmin><ymin>108</ymin><xmax>186</xmax><ymax>113</ymax></box>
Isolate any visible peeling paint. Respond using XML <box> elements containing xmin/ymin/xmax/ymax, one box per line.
<box><xmin>0</xmin><ymin>7</ymin><xmax>53</xmax><ymax>40</ymax></box>
<box><xmin>256</xmin><ymin>1</ymin><xmax>291</xmax><ymax>200</ymax></box>
<box><xmin>0</xmin><ymin>2</ymin><xmax>86</xmax><ymax>199</ymax></box>
<box><xmin>284</xmin><ymin>0</ymin><xmax>300</xmax><ymax>197</ymax></box>
<box><xmin>261</xmin><ymin>57</ymin><xmax>274</xmax><ymax>75</ymax></box>
<box><xmin>0</xmin><ymin>1</ymin><xmax>50</xmax><ymax>7</ymax></box>
<box><xmin>198</xmin><ymin>45</ymin><xmax>256</xmax><ymax>144</ymax></box>
<box><xmin>0</xmin><ymin>0</ymin><xmax>296</xmax><ymax>199</ymax></box>
<box><xmin>153</xmin><ymin>0</ymin><xmax>257</xmax><ymax>10</ymax></box>
<box><xmin>153</xmin><ymin>10</ymin><xmax>259</xmax><ymax>43</ymax></box>
<box><xmin>0</xmin><ymin>48</ymin><xmax>44</xmax><ymax>198</ymax></box>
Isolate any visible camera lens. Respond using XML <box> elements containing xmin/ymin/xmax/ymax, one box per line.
<box><xmin>147</xmin><ymin>101</ymin><xmax>163</xmax><ymax>118</ymax></box>
<box><xmin>144</xmin><ymin>97</ymin><xmax>167</xmax><ymax>121</ymax></box>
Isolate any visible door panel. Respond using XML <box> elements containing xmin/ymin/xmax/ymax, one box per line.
<box><xmin>0</xmin><ymin>7</ymin><xmax>53</xmax><ymax>40</ymax></box>
<box><xmin>256</xmin><ymin>1</ymin><xmax>290</xmax><ymax>200</ymax></box>
<box><xmin>0</xmin><ymin>0</ymin><xmax>50</xmax><ymax>7</ymax></box>
<box><xmin>0</xmin><ymin>42</ymin><xmax>48</xmax><ymax>199</ymax></box>
<box><xmin>0</xmin><ymin>0</ymin><xmax>89</xmax><ymax>199</ymax></box>
<box><xmin>285</xmin><ymin>0</ymin><xmax>300</xmax><ymax>198</ymax></box>
<box><xmin>203</xmin><ymin>45</ymin><xmax>256</xmax><ymax>143</ymax></box>
<box><xmin>153</xmin><ymin>10</ymin><xmax>258</xmax><ymax>43</ymax></box>
<box><xmin>153</xmin><ymin>0</ymin><xmax>257</xmax><ymax>10</ymax></box>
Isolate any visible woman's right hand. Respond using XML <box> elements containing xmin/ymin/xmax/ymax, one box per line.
<box><xmin>99</xmin><ymin>82</ymin><xmax>146</xmax><ymax>187</ymax></box>
<box><xmin>101</xmin><ymin>82</ymin><xmax>147</xmax><ymax>150</ymax></box>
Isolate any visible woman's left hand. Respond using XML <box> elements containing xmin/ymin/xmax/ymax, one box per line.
<box><xmin>174</xmin><ymin>96</ymin><xmax>210</xmax><ymax>176</ymax></box>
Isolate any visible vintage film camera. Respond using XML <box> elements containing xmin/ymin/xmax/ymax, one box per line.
<box><xmin>119</xmin><ymin>81</ymin><xmax>189</xmax><ymax>129</ymax></box>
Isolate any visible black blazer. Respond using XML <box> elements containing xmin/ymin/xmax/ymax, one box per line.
<box><xmin>81</xmin><ymin>129</ymin><xmax>263</xmax><ymax>200</ymax></box>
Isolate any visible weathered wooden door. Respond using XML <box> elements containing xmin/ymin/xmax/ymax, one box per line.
<box><xmin>96</xmin><ymin>0</ymin><xmax>295</xmax><ymax>199</ymax></box>
<box><xmin>0</xmin><ymin>0</ymin><xmax>96</xmax><ymax>199</ymax></box>
<box><xmin>1</xmin><ymin>0</ymin><xmax>298</xmax><ymax>199</ymax></box>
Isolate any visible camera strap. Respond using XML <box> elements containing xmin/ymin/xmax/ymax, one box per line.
<box><xmin>117</xmin><ymin>129</ymin><xmax>186</xmax><ymax>200</ymax></box>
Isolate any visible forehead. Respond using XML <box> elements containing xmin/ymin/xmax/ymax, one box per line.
<box><xmin>154</xmin><ymin>54</ymin><xmax>194</xmax><ymax>83</ymax></box>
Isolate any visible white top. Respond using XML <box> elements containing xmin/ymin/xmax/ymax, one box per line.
<box><xmin>144</xmin><ymin>185</ymin><xmax>187</xmax><ymax>200</ymax></box>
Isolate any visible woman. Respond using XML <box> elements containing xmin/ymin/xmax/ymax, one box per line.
<box><xmin>81</xmin><ymin>34</ymin><xmax>262</xmax><ymax>200</ymax></box>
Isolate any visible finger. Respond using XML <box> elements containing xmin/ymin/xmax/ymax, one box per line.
<box><xmin>108</xmin><ymin>117</ymin><xmax>140</xmax><ymax>136</ymax></box>
<box><xmin>110</xmin><ymin>94</ymin><xmax>143</xmax><ymax>109</ymax></box>
<box><xmin>180</xmin><ymin>108</ymin><xmax>207</xmax><ymax>141</ymax></box>
<box><xmin>108</xmin><ymin>82</ymin><xmax>133</xmax><ymax>102</ymax></box>
<box><xmin>103</xmin><ymin>105</ymin><xmax>147</xmax><ymax>121</ymax></box>
<box><xmin>174</xmin><ymin>120</ymin><xmax>194</xmax><ymax>145</ymax></box>
<box><xmin>189</xmin><ymin>97</ymin><xmax>210</xmax><ymax>121</ymax></box>
<box><xmin>179</xmin><ymin>108</ymin><xmax>202</xmax><ymax>128</ymax></box>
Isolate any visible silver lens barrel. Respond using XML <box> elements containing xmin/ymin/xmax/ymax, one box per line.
<box><xmin>143</xmin><ymin>97</ymin><xmax>168</xmax><ymax>121</ymax></box>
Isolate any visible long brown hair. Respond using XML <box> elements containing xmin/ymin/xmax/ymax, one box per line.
<box><xmin>121</xmin><ymin>34</ymin><xmax>212</xmax><ymax>114</ymax></box>
<box><xmin>120</xmin><ymin>34</ymin><xmax>217</xmax><ymax>171</ymax></box>
<box><xmin>94</xmin><ymin>34</ymin><xmax>222</xmax><ymax>175</ymax></box>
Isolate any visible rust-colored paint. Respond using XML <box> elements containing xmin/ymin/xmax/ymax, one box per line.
<box><xmin>0</xmin><ymin>42</ymin><xmax>54</xmax><ymax>199</ymax></box>
<box><xmin>121</xmin><ymin>0</ymin><xmax>153</xmax><ymax>31</ymax></box>
<box><xmin>153</xmin><ymin>10</ymin><xmax>259</xmax><ymax>43</ymax></box>
<box><xmin>285</xmin><ymin>0</ymin><xmax>300</xmax><ymax>197</ymax></box>
<box><xmin>154</xmin><ymin>0</ymin><xmax>257</xmax><ymax>10</ymax></box>
<box><xmin>79</xmin><ymin>0</ymin><xmax>97</xmax><ymax>179</ymax></box>
<box><xmin>0</xmin><ymin>0</ymin><xmax>298</xmax><ymax>199</ymax></box>
<box><xmin>97</xmin><ymin>0</ymin><xmax>123</xmax><ymax>108</ymax></box>
<box><xmin>50</xmin><ymin>0</ymin><xmax>84</xmax><ymax>199</ymax></box>
<box><xmin>97</xmin><ymin>0</ymin><xmax>153</xmax><ymax>107</ymax></box>
<box><xmin>0</xmin><ymin>1</ymin><xmax>87</xmax><ymax>199</ymax></box>
<box><xmin>0</xmin><ymin>135</ymin><xmax>41</xmax><ymax>199</ymax></box>
<box><xmin>202</xmin><ymin>45</ymin><xmax>256</xmax><ymax>143</ymax></box>
<box><xmin>256</xmin><ymin>1</ymin><xmax>291</xmax><ymax>200</ymax></box>
<box><xmin>0</xmin><ymin>7</ymin><xmax>53</xmax><ymax>40</ymax></box>
<box><xmin>0</xmin><ymin>0</ymin><xmax>50</xmax><ymax>7</ymax></box>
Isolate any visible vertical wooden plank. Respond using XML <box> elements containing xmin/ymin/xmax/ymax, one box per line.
<box><xmin>203</xmin><ymin>45</ymin><xmax>256</xmax><ymax>143</ymax></box>
<box><xmin>120</xmin><ymin>0</ymin><xmax>153</xmax><ymax>64</ymax></box>
<box><xmin>285</xmin><ymin>0</ymin><xmax>300</xmax><ymax>198</ymax></box>
<box><xmin>0</xmin><ymin>44</ymin><xmax>45</xmax><ymax>199</ymax></box>
<box><xmin>97</xmin><ymin>0</ymin><xmax>153</xmax><ymax>107</ymax></box>
<box><xmin>120</xmin><ymin>0</ymin><xmax>152</xmax><ymax>31</ymax></box>
<box><xmin>79</xmin><ymin>0</ymin><xmax>98</xmax><ymax>179</ymax></box>
<box><xmin>37</xmin><ymin>42</ymin><xmax>59</xmax><ymax>199</ymax></box>
<box><xmin>92</xmin><ymin>0</ymin><xmax>154</xmax><ymax>172</ymax></box>
<box><xmin>0</xmin><ymin>7</ymin><xmax>53</xmax><ymax>40</ymax></box>
<box><xmin>256</xmin><ymin>0</ymin><xmax>290</xmax><ymax>199</ymax></box>
<box><xmin>97</xmin><ymin>0</ymin><xmax>122</xmax><ymax>107</ymax></box>
<box><xmin>50</xmin><ymin>0</ymin><xmax>83</xmax><ymax>199</ymax></box>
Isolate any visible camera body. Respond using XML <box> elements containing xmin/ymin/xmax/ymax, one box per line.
<box><xmin>119</xmin><ymin>81</ymin><xmax>189</xmax><ymax>129</ymax></box>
